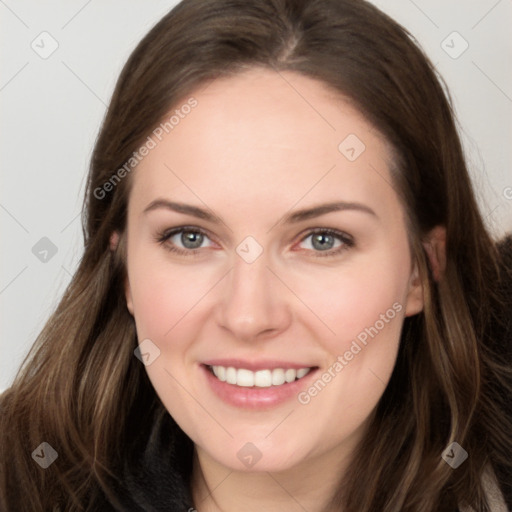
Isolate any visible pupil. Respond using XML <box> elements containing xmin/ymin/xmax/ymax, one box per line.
<box><xmin>312</xmin><ymin>233</ymin><xmax>333</xmax><ymax>251</ymax></box>
<box><xmin>182</xmin><ymin>231</ymin><xmax>203</xmax><ymax>249</ymax></box>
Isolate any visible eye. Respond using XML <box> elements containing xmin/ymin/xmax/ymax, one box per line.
<box><xmin>155</xmin><ymin>226</ymin><xmax>214</xmax><ymax>254</ymax></box>
<box><xmin>155</xmin><ymin>226</ymin><xmax>354</xmax><ymax>257</ymax></box>
<box><xmin>296</xmin><ymin>229</ymin><xmax>354</xmax><ymax>256</ymax></box>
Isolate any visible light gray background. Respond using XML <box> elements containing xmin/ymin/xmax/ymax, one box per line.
<box><xmin>1</xmin><ymin>0</ymin><xmax>511</xmax><ymax>392</ymax></box>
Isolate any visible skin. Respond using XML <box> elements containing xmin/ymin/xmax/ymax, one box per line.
<box><xmin>122</xmin><ymin>68</ymin><xmax>426</xmax><ymax>512</ymax></box>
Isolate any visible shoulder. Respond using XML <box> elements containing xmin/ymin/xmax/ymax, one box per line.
<box><xmin>482</xmin><ymin>466</ymin><xmax>510</xmax><ymax>512</ymax></box>
<box><xmin>103</xmin><ymin>407</ymin><xmax>194</xmax><ymax>510</ymax></box>
<box><xmin>459</xmin><ymin>466</ymin><xmax>510</xmax><ymax>512</ymax></box>
<box><xmin>497</xmin><ymin>233</ymin><xmax>512</xmax><ymax>262</ymax></box>
<box><xmin>497</xmin><ymin>234</ymin><xmax>512</xmax><ymax>310</ymax></box>
<box><xmin>496</xmin><ymin>233</ymin><xmax>512</xmax><ymax>328</ymax></box>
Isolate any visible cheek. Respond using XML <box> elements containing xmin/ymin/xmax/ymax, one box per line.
<box><xmin>127</xmin><ymin>250</ymin><xmax>214</xmax><ymax>341</ymax></box>
<box><xmin>126</xmin><ymin>254</ymin><xmax>212</xmax><ymax>431</ymax></box>
<box><xmin>296</xmin><ymin>251</ymin><xmax>409</xmax><ymax>351</ymax></box>
<box><xmin>293</xmin><ymin>269</ymin><xmax>406</xmax><ymax>439</ymax></box>
<box><xmin>292</xmin><ymin>248</ymin><xmax>409</xmax><ymax>414</ymax></box>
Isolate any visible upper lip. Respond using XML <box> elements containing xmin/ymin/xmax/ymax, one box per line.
<box><xmin>202</xmin><ymin>358</ymin><xmax>317</xmax><ymax>371</ymax></box>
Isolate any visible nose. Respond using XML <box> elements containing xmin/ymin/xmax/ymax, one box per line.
<box><xmin>215</xmin><ymin>249</ymin><xmax>292</xmax><ymax>342</ymax></box>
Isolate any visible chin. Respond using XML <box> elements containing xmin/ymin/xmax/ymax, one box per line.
<box><xmin>198</xmin><ymin>430</ymin><xmax>314</xmax><ymax>473</ymax></box>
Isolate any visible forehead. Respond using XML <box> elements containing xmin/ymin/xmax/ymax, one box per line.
<box><xmin>130</xmin><ymin>68</ymin><xmax>399</xmax><ymax>218</ymax></box>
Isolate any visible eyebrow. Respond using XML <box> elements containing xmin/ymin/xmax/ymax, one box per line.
<box><xmin>143</xmin><ymin>199</ymin><xmax>222</xmax><ymax>223</ymax></box>
<box><xmin>143</xmin><ymin>199</ymin><xmax>377</xmax><ymax>224</ymax></box>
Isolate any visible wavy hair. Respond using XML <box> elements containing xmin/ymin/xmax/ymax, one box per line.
<box><xmin>1</xmin><ymin>0</ymin><xmax>511</xmax><ymax>510</ymax></box>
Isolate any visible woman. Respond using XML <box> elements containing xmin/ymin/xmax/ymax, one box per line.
<box><xmin>1</xmin><ymin>0</ymin><xmax>511</xmax><ymax>510</ymax></box>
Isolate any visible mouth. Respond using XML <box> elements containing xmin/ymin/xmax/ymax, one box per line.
<box><xmin>205</xmin><ymin>364</ymin><xmax>315</xmax><ymax>388</ymax></box>
<box><xmin>201</xmin><ymin>361</ymin><xmax>319</xmax><ymax>409</ymax></box>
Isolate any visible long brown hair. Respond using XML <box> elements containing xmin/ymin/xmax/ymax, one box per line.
<box><xmin>1</xmin><ymin>0</ymin><xmax>511</xmax><ymax>510</ymax></box>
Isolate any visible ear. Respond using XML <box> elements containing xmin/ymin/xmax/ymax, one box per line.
<box><xmin>422</xmin><ymin>225</ymin><xmax>446</xmax><ymax>282</ymax></box>
<box><xmin>404</xmin><ymin>226</ymin><xmax>446</xmax><ymax>317</ymax></box>
<box><xmin>125</xmin><ymin>278</ymin><xmax>134</xmax><ymax>316</ymax></box>
<box><xmin>109</xmin><ymin>231</ymin><xmax>134</xmax><ymax>315</ymax></box>
<box><xmin>109</xmin><ymin>231</ymin><xmax>120</xmax><ymax>251</ymax></box>
<box><xmin>404</xmin><ymin>261</ymin><xmax>424</xmax><ymax>317</ymax></box>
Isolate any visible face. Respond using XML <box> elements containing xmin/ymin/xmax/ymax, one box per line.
<box><xmin>123</xmin><ymin>68</ymin><xmax>424</xmax><ymax>474</ymax></box>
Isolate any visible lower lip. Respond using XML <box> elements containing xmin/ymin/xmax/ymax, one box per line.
<box><xmin>201</xmin><ymin>365</ymin><xmax>318</xmax><ymax>410</ymax></box>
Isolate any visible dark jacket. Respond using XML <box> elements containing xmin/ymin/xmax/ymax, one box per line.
<box><xmin>99</xmin><ymin>409</ymin><xmax>194</xmax><ymax>512</ymax></box>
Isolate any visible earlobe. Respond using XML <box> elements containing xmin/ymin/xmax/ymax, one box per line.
<box><xmin>423</xmin><ymin>226</ymin><xmax>446</xmax><ymax>282</ymax></box>
<box><xmin>404</xmin><ymin>226</ymin><xmax>447</xmax><ymax>317</ymax></box>
<box><xmin>404</xmin><ymin>262</ymin><xmax>424</xmax><ymax>317</ymax></box>
<box><xmin>109</xmin><ymin>230</ymin><xmax>133</xmax><ymax>315</ymax></box>
<box><xmin>109</xmin><ymin>231</ymin><xmax>120</xmax><ymax>252</ymax></box>
<box><xmin>125</xmin><ymin>278</ymin><xmax>134</xmax><ymax>315</ymax></box>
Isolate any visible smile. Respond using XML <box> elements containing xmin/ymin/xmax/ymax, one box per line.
<box><xmin>202</xmin><ymin>361</ymin><xmax>319</xmax><ymax>409</ymax></box>
<box><xmin>208</xmin><ymin>365</ymin><xmax>313</xmax><ymax>387</ymax></box>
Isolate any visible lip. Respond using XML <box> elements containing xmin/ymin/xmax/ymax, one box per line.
<box><xmin>201</xmin><ymin>363</ymin><xmax>319</xmax><ymax>410</ymax></box>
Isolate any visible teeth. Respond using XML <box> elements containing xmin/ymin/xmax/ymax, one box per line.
<box><xmin>272</xmin><ymin>369</ymin><xmax>286</xmax><ymax>386</ymax></box>
<box><xmin>254</xmin><ymin>369</ymin><xmax>272</xmax><ymax>387</ymax></box>
<box><xmin>297</xmin><ymin>368</ymin><xmax>309</xmax><ymax>379</ymax></box>
<box><xmin>226</xmin><ymin>367</ymin><xmax>237</xmax><ymax>384</ymax></box>
<box><xmin>211</xmin><ymin>366</ymin><xmax>312</xmax><ymax>387</ymax></box>
<box><xmin>285</xmin><ymin>369</ymin><xmax>296</xmax><ymax>383</ymax></box>
<box><xmin>237</xmin><ymin>369</ymin><xmax>254</xmax><ymax>387</ymax></box>
<box><xmin>215</xmin><ymin>365</ymin><xmax>226</xmax><ymax>382</ymax></box>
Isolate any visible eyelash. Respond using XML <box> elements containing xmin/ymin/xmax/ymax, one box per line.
<box><xmin>154</xmin><ymin>226</ymin><xmax>354</xmax><ymax>258</ymax></box>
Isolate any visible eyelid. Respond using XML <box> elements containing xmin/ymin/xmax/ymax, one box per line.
<box><xmin>156</xmin><ymin>225</ymin><xmax>354</xmax><ymax>257</ymax></box>
<box><xmin>155</xmin><ymin>225</ymin><xmax>217</xmax><ymax>253</ymax></box>
<box><xmin>298</xmin><ymin>227</ymin><xmax>353</xmax><ymax>242</ymax></box>
<box><xmin>293</xmin><ymin>228</ymin><xmax>354</xmax><ymax>256</ymax></box>
<box><xmin>162</xmin><ymin>225</ymin><xmax>212</xmax><ymax>240</ymax></box>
